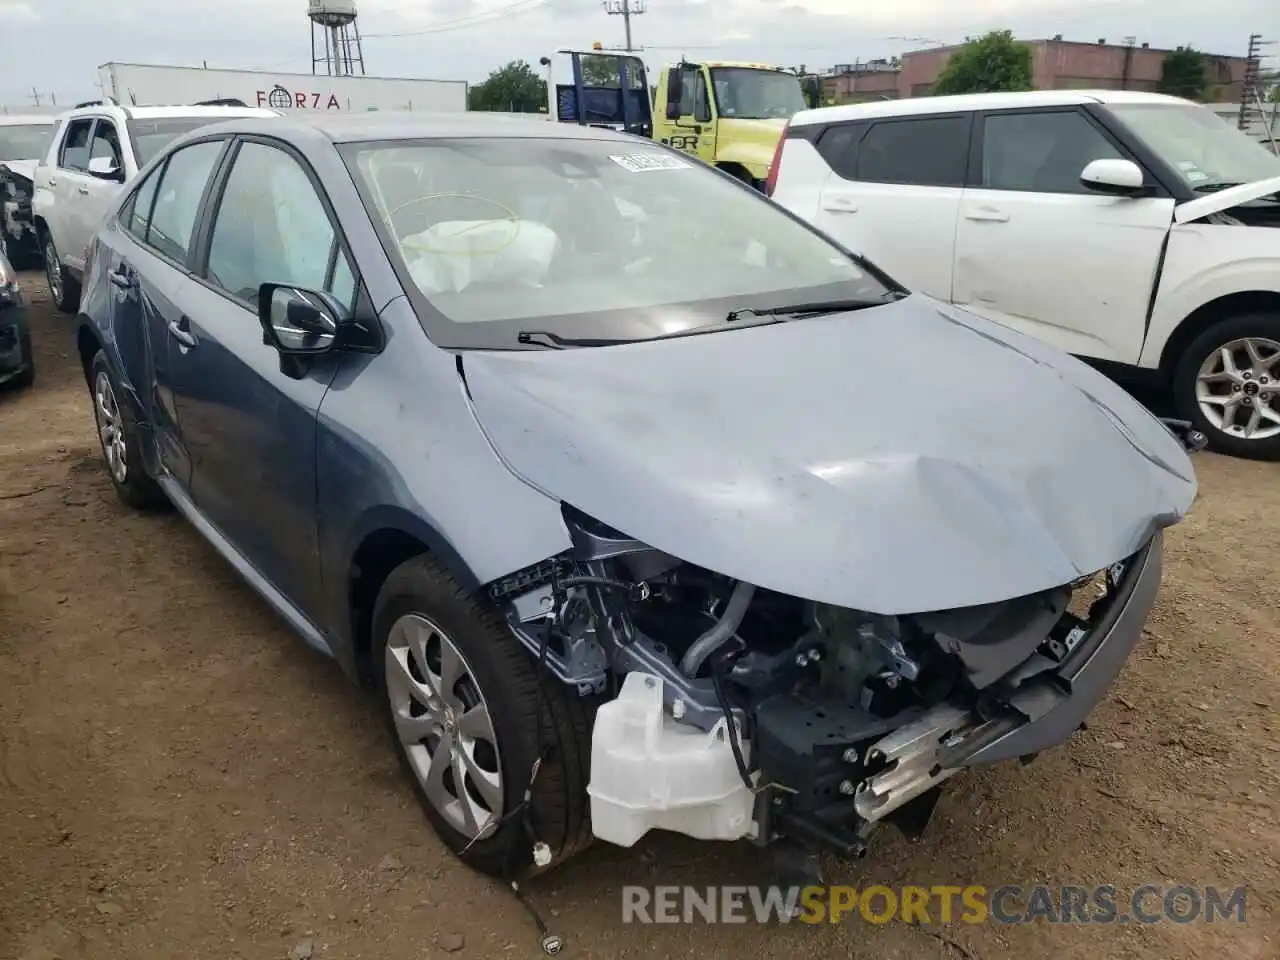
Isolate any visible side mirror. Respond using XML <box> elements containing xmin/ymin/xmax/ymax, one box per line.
<box><xmin>258</xmin><ymin>283</ymin><xmax>344</xmax><ymax>356</ymax></box>
<box><xmin>1080</xmin><ymin>158</ymin><xmax>1146</xmax><ymax>196</ymax></box>
<box><xmin>665</xmin><ymin>67</ymin><xmax>683</xmax><ymax>120</ymax></box>
<box><xmin>802</xmin><ymin>77</ymin><xmax>821</xmax><ymax>110</ymax></box>
<box><xmin>87</xmin><ymin>156</ymin><xmax>123</xmax><ymax>182</ymax></box>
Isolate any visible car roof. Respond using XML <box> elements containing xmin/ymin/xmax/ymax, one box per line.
<box><xmin>54</xmin><ymin>103</ymin><xmax>279</xmax><ymax>122</ymax></box>
<box><xmin>789</xmin><ymin>89</ymin><xmax>1194</xmax><ymax>128</ymax></box>
<box><xmin>0</xmin><ymin>114</ymin><xmax>57</xmax><ymax>126</ymax></box>
<box><xmin>190</xmin><ymin>110</ymin><xmax>644</xmax><ymax>145</ymax></box>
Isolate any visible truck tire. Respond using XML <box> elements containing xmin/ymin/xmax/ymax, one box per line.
<box><xmin>43</xmin><ymin>232</ymin><xmax>80</xmax><ymax>314</ymax></box>
<box><xmin>1172</xmin><ymin>312</ymin><xmax>1280</xmax><ymax>461</ymax></box>
<box><xmin>372</xmin><ymin>555</ymin><xmax>595</xmax><ymax>879</ymax></box>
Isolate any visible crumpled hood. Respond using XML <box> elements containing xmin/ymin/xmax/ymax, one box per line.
<box><xmin>462</xmin><ymin>295</ymin><xmax>1197</xmax><ymax>614</ymax></box>
<box><xmin>0</xmin><ymin>160</ymin><xmax>36</xmax><ymax>187</ymax></box>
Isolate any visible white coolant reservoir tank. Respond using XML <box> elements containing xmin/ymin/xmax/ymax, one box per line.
<box><xmin>588</xmin><ymin>672</ymin><xmax>756</xmax><ymax>847</ymax></box>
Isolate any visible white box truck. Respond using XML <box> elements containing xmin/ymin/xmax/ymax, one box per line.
<box><xmin>97</xmin><ymin>62</ymin><xmax>468</xmax><ymax>113</ymax></box>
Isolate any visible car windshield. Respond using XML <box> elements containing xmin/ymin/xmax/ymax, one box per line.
<box><xmin>342</xmin><ymin>136</ymin><xmax>893</xmax><ymax>349</ymax></box>
<box><xmin>710</xmin><ymin>68</ymin><xmax>806</xmax><ymax>120</ymax></box>
<box><xmin>0</xmin><ymin>123</ymin><xmax>55</xmax><ymax>162</ymax></box>
<box><xmin>1106</xmin><ymin>102</ymin><xmax>1280</xmax><ymax>190</ymax></box>
<box><xmin>127</xmin><ymin>117</ymin><xmax>223</xmax><ymax>168</ymax></box>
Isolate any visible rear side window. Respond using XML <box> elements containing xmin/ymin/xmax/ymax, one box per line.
<box><xmin>60</xmin><ymin>119</ymin><xmax>94</xmax><ymax>171</ymax></box>
<box><xmin>854</xmin><ymin>116</ymin><xmax>970</xmax><ymax>187</ymax></box>
<box><xmin>144</xmin><ymin>140</ymin><xmax>225</xmax><ymax>263</ymax></box>
<box><xmin>980</xmin><ymin>110</ymin><xmax>1124</xmax><ymax>194</ymax></box>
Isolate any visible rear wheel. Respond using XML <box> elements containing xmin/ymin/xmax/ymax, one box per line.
<box><xmin>1173</xmin><ymin>313</ymin><xmax>1280</xmax><ymax>461</ymax></box>
<box><xmin>372</xmin><ymin>555</ymin><xmax>594</xmax><ymax>879</ymax></box>
<box><xmin>43</xmin><ymin>232</ymin><xmax>80</xmax><ymax>314</ymax></box>
<box><xmin>89</xmin><ymin>350</ymin><xmax>166</xmax><ymax>508</ymax></box>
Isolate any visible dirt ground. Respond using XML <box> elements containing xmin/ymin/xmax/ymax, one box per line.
<box><xmin>1</xmin><ymin>272</ymin><xmax>1277</xmax><ymax>960</ymax></box>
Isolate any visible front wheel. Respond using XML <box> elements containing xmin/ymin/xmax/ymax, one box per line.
<box><xmin>1173</xmin><ymin>313</ymin><xmax>1280</xmax><ymax>461</ymax></box>
<box><xmin>372</xmin><ymin>555</ymin><xmax>595</xmax><ymax>879</ymax></box>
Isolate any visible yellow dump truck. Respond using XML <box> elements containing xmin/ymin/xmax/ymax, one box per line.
<box><xmin>543</xmin><ymin>49</ymin><xmax>818</xmax><ymax>191</ymax></box>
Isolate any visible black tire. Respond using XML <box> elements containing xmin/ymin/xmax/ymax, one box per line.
<box><xmin>88</xmin><ymin>350</ymin><xmax>167</xmax><ymax>508</ymax></box>
<box><xmin>43</xmin><ymin>232</ymin><xmax>80</xmax><ymax>314</ymax></box>
<box><xmin>372</xmin><ymin>555</ymin><xmax>594</xmax><ymax>879</ymax></box>
<box><xmin>10</xmin><ymin>329</ymin><xmax>34</xmax><ymax>389</ymax></box>
<box><xmin>1172</xmin><ymin>312</ymin><xmax>1280</xmax><ymax>461</ymax></box>
<box><xmin>7</xmin><ymin>233</ymin><xmax>43</xmax><ymax>271</ymax></box>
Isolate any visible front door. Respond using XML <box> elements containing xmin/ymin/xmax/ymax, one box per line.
<box><xmin>168</xmin><ymin>137</ymin><xmax>358</xmax><ymax>621</ymax></box>
<box><xmin>663</xmin><ymin>64</ymin><xmax>718</xmax><ymax>167</ymax></box>
<box><xmin>952</xmin><ymin>107</ymin><xmax>1175</xmax><ymax>363</ymax></box>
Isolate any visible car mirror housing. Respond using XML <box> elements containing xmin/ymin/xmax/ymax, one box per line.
<box><xmin>257</xmin><ymin>282</ymin><xmax>346</xmax><ymax>357</ymax></box>
<box><xmin>1079</xmin><ymin>158</ymin><xmax>1146</xmax><ymax>197</ymax></box>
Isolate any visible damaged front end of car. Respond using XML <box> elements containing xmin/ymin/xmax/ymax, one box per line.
<box><xmin>485</xmin><ymin>500</ymin><xmax>1170</xmax><ymax>861</ymax></box>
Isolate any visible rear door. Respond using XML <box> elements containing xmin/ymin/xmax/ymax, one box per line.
<box><xmin>168</xmin><ymin>137</ymin><xmax>358</xmax><ymax>619</ymax></box>
<box><xmin>99</xmin><ymin>137</ymin><xmax>232</xmax><ymax>491</ymax></box>
<box><xmin>810</xmin><ymin>112</ymin><xmax>971</xmax><ymax>299</ymax></box>
<box><xmin>951</xmin><ymin>107</ymin><xmax>1175</xmax><ymax>363</ymax></box>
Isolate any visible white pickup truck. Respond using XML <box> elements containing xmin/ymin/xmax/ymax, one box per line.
<box><xmin>32</xmin><ymin>100</ymin><xmax>276</xmax><ymax>313</ymax></box>
<box><xmin>769</xmin><ymin>90</ymin><xmax>1280</xmax><ymax>460</ymax></box>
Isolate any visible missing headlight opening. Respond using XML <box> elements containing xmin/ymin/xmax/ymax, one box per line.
<box><xmin>487</xmin><ymin>502</ymin><xmax>1162</xmax><ymax>876</ymax></box>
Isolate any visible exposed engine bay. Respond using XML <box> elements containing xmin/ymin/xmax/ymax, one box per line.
<box><xmin>488</xmin><ymin>499</ymin><xmax>1168</xmax><ymax>860</ymax></box>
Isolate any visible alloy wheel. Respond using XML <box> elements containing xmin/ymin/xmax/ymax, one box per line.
<box><xmin>44</xmin><ymin>239</ymin><xmax>62</xmax><ymax>304</ymax></box>
<box><xmin>1195</xmin><ymin>337</ymin><xmax>1280</xmax><ymax>442</ymax></box>
<box><xmin>384</xmin><ymin>613</ymin><xmax>505</xmax><ymax>839</ymax></box>
<box><xmin>93</xmin><ymin>371</ymin><xmax>128</xmax><ymax>484</ymax></box>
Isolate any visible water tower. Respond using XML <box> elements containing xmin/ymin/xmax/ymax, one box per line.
<box><xmin>309</xmin><ymin>0</ymin><xmax>366</xmax><ymax>77</ymax></box>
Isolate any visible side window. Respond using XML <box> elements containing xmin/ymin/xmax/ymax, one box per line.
<box><xmin>123</xmin><ymin>163</ymin><xmax>164</xmax><ymax>242</ymax></box>
<box><xmin>145</xmin><ymin>140</ymin><xmax>225</xmax><ymax>263</ymax></box>
<box><xmin>60</xmin><ymin>119</ymin><xmax>94</xmax><ymax>171</ymax></box>
<box><xmin>88</xmin><ymin>120</ymin><xmax>123</xmax><ymax>174</ymax></box>
<box><xmin>692</xmin><ymin>71</ymin><xmax>711</xmax><ymax>123</ymax></box>
<box><xmin>854</xmin><ymin>115</ymin><xmax>970</xmax><ymax>187</ymax></box>
<box><xmin>205</xmin><ymin>142</ymin><xmax>354</xmax><ymax>306</ymax></box>
<box><xmin>816</xmin><ymin>123</ymin><xmax>867</xmax><ymax>179</ymax></box>
<box><xmin>678</xmin><ymin>66</ymin><xmax>698</xmax><ymax>117</ymax></box>
<box><xmin>981</xmin><ymin>111</ymin><xmax>1125</xmax><ymax>194</ymax></box>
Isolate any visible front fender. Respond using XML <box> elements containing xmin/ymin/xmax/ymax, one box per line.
<box><xmin>714</xmin><ymin>145</ymin><xmax>775</xmax><ymax>182</ymax></box>
<box><xmin>1140</xmin><ymin>222</ymin><xmax>1280</xmax><ymax>369</ymax></box>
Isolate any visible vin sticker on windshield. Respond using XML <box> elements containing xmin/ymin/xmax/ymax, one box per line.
<box><xmin>609</xmin><ymin>153</ymin><xmax>691</xmax><ymax>172</ymax></box>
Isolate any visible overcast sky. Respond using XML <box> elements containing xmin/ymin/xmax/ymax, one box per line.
<box><xmin>0</xmin><ymin>0</ymin><xmax>1273</xmax><ymax>107</ymax></box>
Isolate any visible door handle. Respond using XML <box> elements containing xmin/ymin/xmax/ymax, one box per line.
<box><xmin>167</xmin><ymin>316</ymin><xmax>197</xmax><ymax>349</ymax></box>
<box><xmin>822</xmin><ymin>196</ymin><xmax>858</xmax><ymax>213</ymax></box>
<box><xmin>964</xmin><ymin>207</ymin><xmax>1009</xmax><ymax>222</ymax></box>
<box><xmin>47</xmin><ymin>178</ymin><xmax>57</xmax><ymax>187</ymax></box>
<box><xmin>77</xmin><ymin>185</ymin><xmax>90</xmax><ymax>195</ymax></box>
<box><xmin>108</xmin><ymin>267</ymin><xmax>133</xmax><ymax>290</ymax></box>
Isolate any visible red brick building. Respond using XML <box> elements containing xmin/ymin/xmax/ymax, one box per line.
<box><xmin>825</xmin><ymin>37</ymin><xmax>1251</xmax><ymax>104</ymax></box>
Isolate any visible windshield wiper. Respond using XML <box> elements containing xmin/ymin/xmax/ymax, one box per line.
<box><xmin>1193</xmin><ymin>180</ymin><xmax>1245</xmax><ymax>193</ymax></box>
<box><xmin>725</xmin><ymin>293</ymin><xmax>905</xmax><ymax>324</ymax></box>
<box><xmin>516</xmin><ymin>330</ymin><xmax>641</xmax><ymax>349</ymax></box>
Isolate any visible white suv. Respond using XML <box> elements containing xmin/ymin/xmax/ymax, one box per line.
<box><xmin>33</xmin><ymin>100</ymin><xmax>277</xmax><ymax>314</ymax></box>
<box><xmin>768</xmin><ymin>90</ymin><xmax>1280</xmax><ymax>459</ymax></box>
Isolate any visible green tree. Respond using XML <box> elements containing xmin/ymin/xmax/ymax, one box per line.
<box><xmin>932</xmin><ymin>30</ymin><xmax>1033</xmax><ymax>95</ymax></box>
<box><xmin>468</xmin><ymin>60</ymin><xmax>547</xmax><ymax>113</ymax></box>
<box><xmin>1158</xmin><ymin>47</ymin><xmax>1209</xmax><ymax>100</ymax></box>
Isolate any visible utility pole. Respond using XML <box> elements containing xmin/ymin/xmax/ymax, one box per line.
<box><xmin>603</xmin><ymin>0</ymin><xmax>645</xmax><ymax>52</ymax></box>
